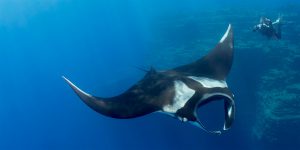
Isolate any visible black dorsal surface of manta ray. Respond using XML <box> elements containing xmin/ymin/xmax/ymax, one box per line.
<box><xmin>63</xmin><ymin>24</ymin><xmax>235</xmax><ymax>135</ymax></box>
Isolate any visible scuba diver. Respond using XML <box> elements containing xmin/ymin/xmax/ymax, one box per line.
<box><xmin>253</xmin><ymin>16</ymin><xmax>282</xmax><ymax>39</ymax></box>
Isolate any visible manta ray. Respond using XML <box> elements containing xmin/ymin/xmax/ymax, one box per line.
<box><xmin>63</xmin><ymin>24</ymin><xmax>235</xmax><ymax>135</ymax></box>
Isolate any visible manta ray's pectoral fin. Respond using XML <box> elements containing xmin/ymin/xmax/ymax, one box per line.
<box><xmin>174</xmin><ymin>24</ymin><xmax>233</xmax><ymax>80</ymax></box>
<box><xmin>63</xmin><ymin>76</ymin><xmax>159</xmax><ymax>119</ymax></box>
<box><xmin>62</xmin><ymin>76</ymin><xmax>111</xmax><ymax>116</ymax></box>
<box><xmin>168</xmin><ymin>25</ymin><xmax>235</xmax><ymax>134</ymax></box>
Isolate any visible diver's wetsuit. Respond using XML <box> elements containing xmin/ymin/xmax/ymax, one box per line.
<box><xmin>253</xmin><ymin>17</ymin><xmax>282</xmax><ymax>39</ymax></box>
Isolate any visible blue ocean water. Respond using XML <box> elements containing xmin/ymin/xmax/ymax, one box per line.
<box><xmin>0</xmin><ymin>0</ymin><xmax>299</xmax><ymax>149</ymax></box>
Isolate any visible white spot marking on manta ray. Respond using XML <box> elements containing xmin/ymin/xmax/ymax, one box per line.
<box><xmin>220</xmin><ymin>24</ymin><xmax>231</xmax><ymax>43</ymax></box>
<box><xmin>62</xmin><ymin>76</ymin><xmax>92</xmax><ymax>97</ymax></box>
<box><xmin>188</xmin><ymin>76</ymin><xmax>228</xmax><ymax>88</ymax></box>
<box><xmin>200</xmin><ymin>93</ymin><xmax>231</xmax><ymax>101</ymax></box>
<box><xmin>163</xmin><ymin>80</ymin><xmax>195</xmax><ymax>113</ymax></box>
<box><xmin>228</xmin><ymin>105</ymin><xmax>233</xmax><ymax>117</ymax></box>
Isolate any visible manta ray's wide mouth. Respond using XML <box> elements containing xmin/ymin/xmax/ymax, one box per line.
<box><xmin>194</xmin><ymin>94</ymin><xmax>235</xmax><ymax>135</ymax></box>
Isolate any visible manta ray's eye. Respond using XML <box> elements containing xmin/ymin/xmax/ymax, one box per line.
<box><xmin>196</xmin><ymin>98</ymin><xmax>227</xmax><ymax>131</ymax></box>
